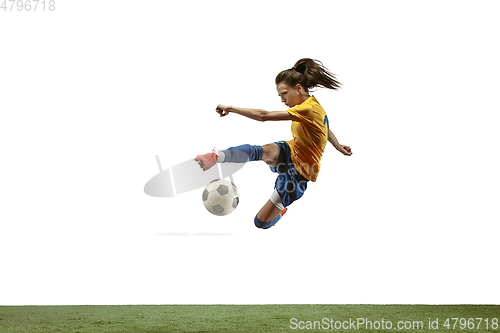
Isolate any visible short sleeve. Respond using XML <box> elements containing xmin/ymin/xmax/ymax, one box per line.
<box><xmin>287</xmin><ymin>102</ymin><xmax>314</xmax><ymax>125</ymax></box>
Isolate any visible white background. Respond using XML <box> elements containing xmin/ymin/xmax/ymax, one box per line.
<box><xmin>1</xmin><ymin>0</ymin><xmax>499</xmax><ymax>305</ymax></box>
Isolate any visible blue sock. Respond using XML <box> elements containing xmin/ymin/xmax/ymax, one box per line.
<box><xmin>222</xmin><ymin>144</ymin><xmax>263</xmax><ymax>163</ymax></box>
<box><xmin>254</xmin><ymin>213</ymin><xmax>282</xmax><ymax>229</ymax></box>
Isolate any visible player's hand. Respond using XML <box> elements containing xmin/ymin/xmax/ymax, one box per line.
<box><xmin>216</xmin><ymin>105</ymin><xmax>230</xmax><ymax>117</ymax></box>
<box><xmin>337</xmin><ymin>145</ymin><xmax>352</xmax><ymax>156</ymax></box>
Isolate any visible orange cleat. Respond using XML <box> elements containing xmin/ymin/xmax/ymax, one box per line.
<box><xmin>195</xmin><ymin>148</ymin><xmax>219</xmax><ymax>171</ymax></box>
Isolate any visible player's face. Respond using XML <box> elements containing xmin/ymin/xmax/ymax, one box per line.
<box><xmin>276</xmin><ymin>82</ymin><xmax>303</xmax><ymax>108</ymax></box>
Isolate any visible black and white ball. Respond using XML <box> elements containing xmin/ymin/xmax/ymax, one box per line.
<box><xmin>202</xmin><ymin>179</ymin><xmax>239</xmax><ymax>216</ymax></box>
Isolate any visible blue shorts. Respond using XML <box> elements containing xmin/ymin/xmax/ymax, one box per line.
<box><xmin>270</xmin><ymin>141</ymin><xmax>309</xmax><ymax>207</ymax></box>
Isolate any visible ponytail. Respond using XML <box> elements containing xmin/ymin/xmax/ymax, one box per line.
<box><xmin>275</xmin><ymin>58</ymin><xmax>341</xmax><ymax>92</ymax></box>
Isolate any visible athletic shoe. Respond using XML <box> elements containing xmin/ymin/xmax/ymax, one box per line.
<box><xmin>195</xmin><ymin>148</ymin><xmax>219</xmax><ymax>171</ymax></box>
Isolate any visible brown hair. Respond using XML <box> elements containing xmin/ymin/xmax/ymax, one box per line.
<box><xmin>275</xmin><ymin>58</ymin><xmax>341</xmax><ymax>92</ymax></box>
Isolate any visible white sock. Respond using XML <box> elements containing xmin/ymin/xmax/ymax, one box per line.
<box><xmin>270</xmin><ymin>189</ymin><xmax>285</xmax><ymax>211</ymax></box>
<box><xmin>217</xmin><ymin>151</ymin><xmax>225</xmax><ymax>163</ymax></box>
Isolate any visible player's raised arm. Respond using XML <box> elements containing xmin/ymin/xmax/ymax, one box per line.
<box><xmin>328</xmin><ymin>129</ymin><xmax>352</xmax><ymax>156</ymax></box>
<box><xmin>216</xmin><ymin>105</ymin><xmax>293</xmax><ymax>122</ymax></box>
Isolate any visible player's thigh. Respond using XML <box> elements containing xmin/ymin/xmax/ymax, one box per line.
<box><xmin>256</xmin><ymin>199</ymin><xmax>282</xmax><ymax>223</ymax></box>
<box><xmin>261</xmin><ymin>143</ymin><xmax>280</xmax><ymax>165</ymax></box>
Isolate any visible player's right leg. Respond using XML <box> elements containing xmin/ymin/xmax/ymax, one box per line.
<box><xmin>195</xmin><ymin>143</ymin><xmax>280</xmax><ymax>171</ymax></box>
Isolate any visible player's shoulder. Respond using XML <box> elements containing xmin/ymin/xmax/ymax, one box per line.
<box><xmin>309</xmin><ymin>95</ymin><xmax>324</xmax><ymax>108</ymax></box>
<box><xmin>305</xmin><ymin>95</ymin><xmax>326</xmax><ymax>116</ymax></box>
<box><xmin>290</xmin><ymin>96</ymin><xmax>316</xmax><ymax>112</ymax></box>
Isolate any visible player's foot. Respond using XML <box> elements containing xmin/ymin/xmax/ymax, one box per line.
<box><xmin>195</xmin><ymin>148</ymin><xmax>219</xmax><ymax>171</ymax></box>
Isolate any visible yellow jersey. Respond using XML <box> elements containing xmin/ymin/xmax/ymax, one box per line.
<box><xmin>286</xmin><ymin>95</ymin><xmax>329</xmax><ymax>182</ymax></box>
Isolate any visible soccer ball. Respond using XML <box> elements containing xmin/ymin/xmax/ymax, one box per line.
<box><xmin>202</xmin><ymin>179</ymin><xmax>239</xmax><ymax>216</ymax></box>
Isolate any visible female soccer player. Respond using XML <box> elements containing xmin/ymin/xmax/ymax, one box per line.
<box><xmin>195</xmin><ymin>58</ymin><xmax>352</xmax><ymax>229</ymax></box>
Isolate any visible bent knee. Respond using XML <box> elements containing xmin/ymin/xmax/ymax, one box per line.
<box><xmin>254</xmin><ymin>213</ymin><xmax>283</xmax><ymax>229</ymax></box>
<box><xmin>254</xmin><ymin>215</ymin><xmax>272</xmax><ymax>229</ymax></box>
<box><xmin>261</xmin><ymin>143</ymin><xmax>280</xmax><ymax>165</ymax></box>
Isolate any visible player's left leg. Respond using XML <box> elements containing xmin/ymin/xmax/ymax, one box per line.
<box><xmin>254</xmin><ymin>159</ymin><xmax>308</xmax><ymax>229</ymax></box>
<box><xmin>254</xmin><ymin>190</ymin><xmax>287</xmax><ymax>229</ymax></box>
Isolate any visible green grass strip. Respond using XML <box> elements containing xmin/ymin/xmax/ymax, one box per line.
<box><xmin>0</xmin><ymin>305</ymin><xmax>498</xmax><ymax>332</ymax></box>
